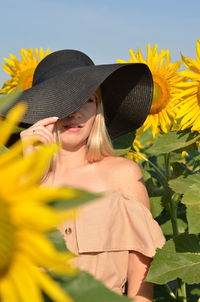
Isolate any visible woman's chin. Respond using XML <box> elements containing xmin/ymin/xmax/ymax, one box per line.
<box><xmin>60</xmin><ymin>138</ymin><xmax>87</xmax><ymax>151</ymax></box>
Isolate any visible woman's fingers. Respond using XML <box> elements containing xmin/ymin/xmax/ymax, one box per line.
<box><xmin>31</xmin><ymin>126</ymin><xmax>55</xmax><ymax>143</ymax></box>
<box><xmin>34</xmin><ymin>117</ymin><xmax>59</xmax><ymax>127</ymax></box>
<box><xmin>32</xmin><ymin>116</ymin><xmax>59</xmax><ymax>138</ymax></box>
<box><xmin>20</xmin><ymin>117</ymin><xmax>59</xmax><ymax>155</ymax></box>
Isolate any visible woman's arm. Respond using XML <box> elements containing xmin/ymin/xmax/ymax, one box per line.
<box><xmin>127</xmin><ymin>251</ymin><xmax>153</xmax><ymax>302</ymax></box>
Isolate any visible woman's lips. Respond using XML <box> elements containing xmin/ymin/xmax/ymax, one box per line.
<box><xmin>62</xmin><ymin>124</ymin><xmax>83</xmax><ymax>132</ymax></box>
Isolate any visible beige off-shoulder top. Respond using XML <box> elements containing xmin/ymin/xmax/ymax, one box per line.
<box><xmin>59</xmin><ymin>190</ymin><xmax>165</xmax><ymax>295</ymax></box>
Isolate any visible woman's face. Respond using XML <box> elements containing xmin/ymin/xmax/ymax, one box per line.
<box><xmin>56</xmin><ymin>94</ymin><xmax>97</xmax><ymax>150</ymax></box>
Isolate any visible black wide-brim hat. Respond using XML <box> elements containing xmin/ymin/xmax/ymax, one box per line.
<box><xmin>3</xmin><ymin>49</ymin><xmax>153</xmax><ymax>139</ymax></box>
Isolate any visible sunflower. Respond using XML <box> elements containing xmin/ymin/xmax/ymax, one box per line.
<box><xmin>174</xmin><ymin>40</ymin><xmax>200</xmax><ymax>131</ymax></box>
<box><xmin>126</xmin><ymin>134</ymin><xmax>144</xmax><ymax>162</ymax></box>
<box><xmin>0</xmin><ymin>48</ymin><xmax>51</xmax><ymax>94</ymax></box>
<box><xmin>0</xmin><ymin>102</ymin><xmax>80</xmax><ymax>302</ymax></box>
<box><xmin>117</xmin><ymin>44</ymin><xmax>183</xmax><ymax>137</ymax></box>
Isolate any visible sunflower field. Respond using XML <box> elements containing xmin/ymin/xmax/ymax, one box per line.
<box><xmin>0</xmin><ymin>42</ymin><xmax>200</xmax><ymax>302</ymax></box>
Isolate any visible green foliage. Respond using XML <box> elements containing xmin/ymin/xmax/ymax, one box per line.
<box><xmin>0</xmin><ymin>90</ymin><xmax>21</xmax><ymax>113</ymax></box>
<box><xmin>48</xmin><ymin>188</ymin><xmax>101</xmax><ymax>210</ymax></box>
<box><xmin>146</xmin><ymin>235</ymin><xmax>200</xmax><ymax>285</ymax></box>
<box><xmin>46</xmin><ymin>230</ymin><xmax>69</xmax><ymax>252</ymax></box>
<box><xmin>169</xmin><ymin>174</ymin><xmax>200</xmax><ymax>194</ymax></box>
<box><xmin>44</xmin><ymin>271</ymin><xmax>131</xmax><ymax>302</ymax></box>
<box><xmin>169</xmin><ymin>175</ymin><xmax>200</xmax><ymax>234</ymax></box>
<box><xmin>150</xmin><ymin>196</ymin><xmax>164</xmax><ymax>218</ymax></box>
<box><xmin>182</xmin><ymin>184</ymin><xmax>200</xmax><ymax>234</ymax></box>
<box><xmin>0</xmin><ymin>145</ymin><xmax>9</xmax><ymax>153</ymax></box>
<box><xmin>147</xmin><ymin>129</ymin><xmax>200</xmax><ymax>155</ymax></box>
<box><xmin>112</xmin><ymin>132</ymin><xmax>136</xmax><ymax>156</ymax></box>
<box><xmin>138</xmin><ymin>128</ymin><xmax>200</xmax><ymax>301</ymax></box>
<box><xmin>160</xmin><ymin>219</ymin><xmax>187</xmax><ymax>236</ymax></box>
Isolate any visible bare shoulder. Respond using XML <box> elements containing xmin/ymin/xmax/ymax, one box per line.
<box><xmin>101</xmin><ymin>156</ymin><xmax>143</xmax><ymax>178</ymax></box>
<box><xmin>100</xmin><ymin>156</ymin><xmax>150</xmax><ymax>209</ymax></box>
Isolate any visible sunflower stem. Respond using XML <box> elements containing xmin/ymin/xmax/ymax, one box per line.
<box><xmin>164</xmin><ymin>153</ymin><xmax>171</xmax><ymax>181</ymax></box>
<box><xmin>164</xmin><ymin>153</ymin><xmax>187</xmax><ymax>302</ymax></box>
<box><xmin>177</xmin><ymin>278</ymin><xmax>187</xmax><ymax>302</ymax></box>
<box><xmin>131</xmin><ymin>151</ymin><xmax>168</xmax><ymax>190</ymax></box>
<box><xmin>164</xmin><ymin>284</ymin><xmax>176</xmax><ymax>299</ymax></box>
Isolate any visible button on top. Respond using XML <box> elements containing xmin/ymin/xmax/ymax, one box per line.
<box><xmin>65</xmin><ymin>227</ymin><xmax>72</xmax><ymax>235</ymax></box>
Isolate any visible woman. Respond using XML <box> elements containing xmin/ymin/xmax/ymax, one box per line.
<box><xmin>6</xmin><ymin>50</ymin><xmax>165</xmax><ymax>301</ymax></box>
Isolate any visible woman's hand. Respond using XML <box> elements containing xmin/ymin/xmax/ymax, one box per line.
<box><xmin>20</xmin><ymin>117</ymin><xmax>59</xmax><ymax>155</ymax></box>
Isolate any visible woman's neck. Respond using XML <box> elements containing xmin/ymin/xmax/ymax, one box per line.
<box><xmin>54</xmin><ymin>144</ymin><xmax>89</xmax><ymax>173</ymax></box>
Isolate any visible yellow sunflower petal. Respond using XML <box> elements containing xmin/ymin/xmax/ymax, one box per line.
<box><xmin>196</xmin><ymin>40</ymin><xmax>200</xmax><ymax>61</ymax></box>
<box><xmin>159</xmin><ymin>111</ymin><xmax>168</xmax><ymax>132</ymax></box>
<box><xmin>0</xmin><ymin>105</ymin><xmax>77</xmax><ymax>302</ymax></box>
<box><xmin>0</xmin><ymin>48</ymin><xmax>51</xmax><ymax>94</ymax></box>
<box><xmin>176</xmin><ymin>101</ymin><xmax>197</xmax><ymax>119</ymax></box>
<box><xmin>180</xmin><ymin>108</ymin><xmax>200</xmax><ymax>128</ymax></box>
<box><xmin>179</xmin><ymin>70</ymin><xmax>200</xmax><ymax>81</ymax></box>
<box><xmin>32</xmin><ymin>267</ymin><xmax>73</xmax><ymax>302</ymax></box>
<box><xmin>0</xmin><ymin>102</ymin><xmax>27</xmax><ymax>146</ymax></box>
<box><xmin>0</xmin><ymin>276</ymin><xmax>17</xmax><ymax>302</ymax></box>
<box><xmin>192</xmin><ymin>116</ymin><xmax>200</xmax><ymax>131</ymax></box>
<box><xmin>18</xmin><ymin>231</ymin><xmax>75</xmax><ymax>274</ymax></box>
<box><xmin>181</xmin><ymin>54</ymin><xmax>200</xmax><ymax>73</ymax></box>
<box><xmin>11</xmin><ymin>257</ymin><xmax>43</xmax><ymax>302</ymax></box>
<box><xmin>0</xmin><ymin>145</ymin><xmax>57</xmax><ymax>194</ymax></box>
<box><xmin>151</xmin><ymin>114</ymin><xmax>159</xmax><ymax>137</ymax></box>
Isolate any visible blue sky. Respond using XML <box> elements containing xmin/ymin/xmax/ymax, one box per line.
<box><xmin>0</xmin><ymin>0</ymin><xmax>200</xmax><ymax>84</ymax></box>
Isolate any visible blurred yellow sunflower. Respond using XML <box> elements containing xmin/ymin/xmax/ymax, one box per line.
<box><xmin>175</xmin><ymin>40</ymin><xmax>200</xmax><ymax>131</ymax></box>
<box><xmin>127</xmin><ymin>135</ymin><xmax>144</xmax><ymax>162</ymax></box>
<box><xmin>0</xmin><ymin>48</ymin><xmax>51</xmax><ymax>94</ymax></box>
<box><xmin>0</xmin><ymin>102</ymin><xmax>79</xmax><ymax>302</ymax></box>
<box><xmin>117</xmin><ymin>44</ymin><xmax>182</xmax><ymax>137</ymax></box>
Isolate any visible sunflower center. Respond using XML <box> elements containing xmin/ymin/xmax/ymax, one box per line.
<box><xmin>0</xmin><ymin>200</ymin><xmax>15</xmax><ymax>276</ymax></box>
<box><xmin>151</xmin><ymin>76</ymin><xmax>170</xmax><ymax>114</ymax></box>
<box><xmin>17</xmin><ymin>68</ymin><xmax>34</xmax><ymax>90</ymax></box>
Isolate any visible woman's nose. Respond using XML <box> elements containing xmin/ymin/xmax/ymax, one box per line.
<box><xmin>68</xmin><ymin>110</ymin><xmax>81</xmax><ymax>119</ymax></box>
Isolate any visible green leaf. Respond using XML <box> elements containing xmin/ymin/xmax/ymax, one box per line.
<box><xmin>147</xmin><ymin>129</ymin><xmax>200</xmax><ymax>155</ymax></box>
<box><xmin>150</xmin><ymin>196</ymin><xmax>164</xmax><ymax>218</ymax></box>
<box><xmin>171</xmin><ymin>162</ymin><xmax>191</xmax><ymax>178</ymax></box>
<box><xmin>169</xmin><ymin>175</ymin><xmax>200</xmax><ymax>234</ymax></box>
<box><xmin>182</xmin><ymin>184</ymin><xmax>200</xmax><ymax>234</ymax></box>
<box><xmin>186</xmin><ymin>150</ymin><xmax>200</xmax><ymax>171</ymax></box>
<box><xmin>46</xmin><ymin>230</ymin><xmax>68</xmax><ymax>252</ymax></box>
<box><xmin>115</xmin><ymin>147</ymin><xmax>132</xmax><ymax>157</ymax></box>
<box><xmin>160</xmin><ymin>219</ymin><xmax>187</xmax><ymax>236</ymax></box>
<box><xmin>48</xmin><ymin>188</ymin><xmax>101</xmax><ymax>210</ymax></box>
<box><xmin>169</xmin><ymin>174</ymin><xmax>200</xmax><ymax>194</ymax></box>
<box><xmin>0</xmin><ymin>90</ymin><xmax>21</xmax><ymax>113</ymax></box>
<box><xmin>137</xmin><ymin>128</ymin><xmax>154</xmax><ymax>147</ymax></box>
<box><xmin>112</xmin><ymin>132</ymin><xmax>135</xmax><ymax>156</ymax></box>
<box><xmin>173</xmin><ymin>234</ymin><xmax>200</xmax><ymax>253</ymax></box>
<box><xmin>188</xmin><ymin>285</ymin><xmax>200</xmax><ymax>301</ymax></box>
<box><xmin>44</xmin><ymin>271</ymin><xmax>131</xmax><ymax>302</ymax></box>
<box><xmin>13</xmin><ymin>125</ymin><xmax>26</xmax><ymax>133</ymax></box>
<box><xmin>0</xmin><ymin>145</ymin><xmax>9</xmax><ymax>153</ymax></box>
<box><xmin>146</xmin><ymin>235</ymin><xmax>200</xmax><ymax>285</ymax></box>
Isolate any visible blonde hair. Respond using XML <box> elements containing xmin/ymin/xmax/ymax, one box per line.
<box><xmin>86</xmin><ymin>98</ymin><xmax>114</xmax><ymax>162</ymax></box>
